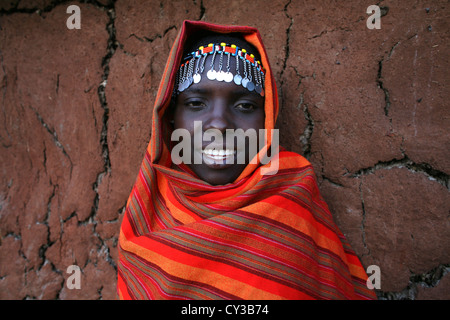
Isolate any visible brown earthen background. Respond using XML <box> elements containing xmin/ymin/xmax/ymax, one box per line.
<box><xmin>0</xmin><ymin>0</ymin><xmax>448</xmax><ymax>300</ymax></box>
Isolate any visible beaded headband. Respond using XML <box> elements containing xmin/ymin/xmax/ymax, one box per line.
<box><xmin>175</xmin><ymin>43</ymin><xmax>265</xmax><ymax>97</ymax></box>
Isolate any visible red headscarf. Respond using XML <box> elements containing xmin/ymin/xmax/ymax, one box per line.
<box><xmin>117</xmin><ymin>20</ymin><xmax>377</xmax><ymax>300</ymax></box>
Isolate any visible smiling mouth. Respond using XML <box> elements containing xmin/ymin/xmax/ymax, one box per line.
<box><xmin>199</xmin><ymin>148</ymin><xmax>239</xmax><ymax>168</ymax></box>
<box><xmin>202</xmin><ymin>148</ymin><xmax>236</xmax><ymax>160</ymax></box>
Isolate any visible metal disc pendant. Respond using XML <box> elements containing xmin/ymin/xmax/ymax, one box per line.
<box><xmin>207</xmin><ymin>70</ymin><xmax>216</xmax><ymax>80</ymax></box>
<box><xmin>241</xmin><ymin>77</ymin><xmax>249</xmax><ymax>88</ymax></box>
<box><xmin>193</xmin><ymin>73</ymin><xmax>201</xmax><ymax>84</ymax></box>
<box><xmin>246</xmin><ymin>81</ymin><xmax>255</xmax><ymax>91</ymax></box>
<box><xmin>216</xmin><ymin>71</ymin><xmax>225</xmax><ymax>81</ymax></box>
<box><xmin>255</xmin><ymin>84</ymin><xmax>262</xmax><ymax>94</ymax></box>
<box><xmin>224</xmin><ymin>72</ymin><xmax>233</xmax><ymax>82</ymax></box>
<box><xmin>233</xmin><ymin>74</ymin><xmax>242</xmax><ymax>85</ymax></box>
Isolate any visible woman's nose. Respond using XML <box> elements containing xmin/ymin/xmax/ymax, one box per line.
<box><xmin>202</xmin><ymin>104</ymin><xmax>233</xmax><ymax>133</ymax></box>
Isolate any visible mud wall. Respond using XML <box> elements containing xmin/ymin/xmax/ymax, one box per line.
<box><xmin>0</xmin><ymin>0</ymin><xmax>448</xmax><ymax>299</ymax></box>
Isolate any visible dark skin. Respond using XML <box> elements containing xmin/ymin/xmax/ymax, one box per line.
<box><xmin>171</xmin><ymin>58</ymin><xmax>265</xmax><ymax>185</ymax></box>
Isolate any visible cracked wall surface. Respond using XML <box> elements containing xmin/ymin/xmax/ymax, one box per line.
<box><xmin>0</xmin><ymin>0</ymin><xmax>448</xmax><ymax>300</ymax></box>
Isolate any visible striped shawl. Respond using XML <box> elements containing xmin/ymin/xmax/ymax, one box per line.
<box><xmin>117</xmin><ymin>20</ymin><xmax>377</xmax><ymax>300</ymax></box>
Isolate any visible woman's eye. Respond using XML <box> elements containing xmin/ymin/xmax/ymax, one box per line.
<box><xmin>235</xmin><ymin>103</ymin><xmax>256</xmax><ymax>112</ymax></box>
<box><xmin>185</xmin><ymin>101</ymin><xmax>206</xmax><ymax>110</ymax></box>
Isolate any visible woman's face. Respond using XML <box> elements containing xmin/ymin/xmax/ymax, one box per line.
<box><xmin>172</xmin><ymin>56</ymin><xmax>265</xmax><ymax>185</ymax></box>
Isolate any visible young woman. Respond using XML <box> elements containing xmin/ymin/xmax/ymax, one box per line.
<box><xmin>117</xmin><ymin>20</ymin><xmax>377</xmax><ymax>300</ymax></box>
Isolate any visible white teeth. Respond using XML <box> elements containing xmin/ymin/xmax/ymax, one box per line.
<box><xmin>203</xmin><ymin>149</ymin><xmax>236</xmax><ymax>157</ymax></box>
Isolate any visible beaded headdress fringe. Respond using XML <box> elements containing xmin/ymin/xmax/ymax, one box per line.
<box><xmin>175</xmin><ymin>43</ymin><xmax>265</xmax><ymax>97</ymax></box>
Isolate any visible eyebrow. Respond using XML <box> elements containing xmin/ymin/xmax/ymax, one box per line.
<box><xmin>182</xmin><ymin>87</ymin><xmax>209</xmax><ymax>95</ymax></box>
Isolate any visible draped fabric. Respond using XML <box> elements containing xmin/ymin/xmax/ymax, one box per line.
<box><xmin>117</xmin><ymin>20</ymin><xmax>377</xmax><ymax>300</ymax></box>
